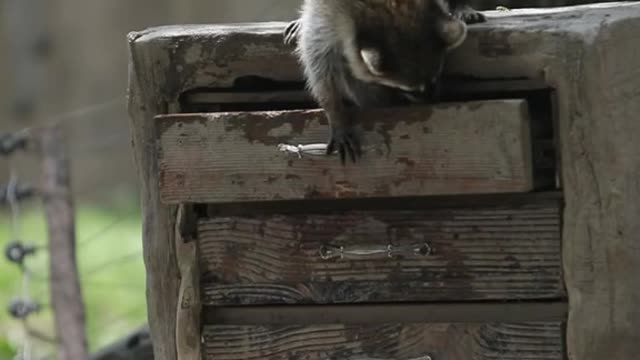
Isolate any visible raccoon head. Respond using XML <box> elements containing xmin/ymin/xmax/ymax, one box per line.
<box><xmin>349</xmin><ymin>0</ymin><xmax>467</xmax><ymax>98</ymax></box>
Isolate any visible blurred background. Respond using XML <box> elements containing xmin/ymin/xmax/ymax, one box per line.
<box><xmin>0</xmin><ymin>1</ymin><xmax>298</xmax><ymax>359</ymax></box>
<box><xmin>0</xmin><ymin>0</ymin><xmax>615</xmax><ymax>358</ymax></box>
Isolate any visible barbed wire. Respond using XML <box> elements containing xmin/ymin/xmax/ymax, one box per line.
<box><xmin>83</xmin><ymin>250</ymin><xmax>143</xmax><ymax>277</ymax></box>
<box><xmin>10</xmin><ymin>97</ymin><xmax>125</xmax><ymax>140</ymax></box>
<box><xmin>5</xmin><ymin>166</ymin><xmax>34</xmax><ymax>360</ymax></box>
<box><xmin>77</xmin><ymin>210</ymin><xmax>140</xmax><ymax>248</ymax></box>
<box><xmin>1</xmin><ymin>95</ymin><xmax>139</xmax><ymax>360</ymax></box>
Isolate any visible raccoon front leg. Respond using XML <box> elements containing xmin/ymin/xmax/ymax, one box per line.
<box><xmin>312</xmin><ymin>74</ymin><xmax>362</xmax><ymax>164</ymax></box>
<box><xmin>301</xmin><ymin>43</ymin><xmax>363</xmax><ymax>164</ymax></box>
<box><xmin>325</xmin><ymin>101</ymin><xmax>362</xmax><ymax>165</ymax></box>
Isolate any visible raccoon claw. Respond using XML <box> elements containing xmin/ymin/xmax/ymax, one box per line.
<box><xmin>284</xmin><ymin>20</ymin><xmax>300</xmax><ymax>45</ymax></box>
<box><xmin>455</xmin><ymin>6</ymin><xmax>486</xmax><ymax>24</ymax></box>
<box><xmin>326</xmin><ymin>128</ymin><xmax>362</xmax><ymax>165</ymax></box>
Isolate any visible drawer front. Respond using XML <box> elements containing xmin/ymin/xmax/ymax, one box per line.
<box><xmin>198</xmin><ymin>202</ymin><xmax>564</xmax><ymax>305</ymax></box>
<box><xmin>156</xmin><ymin>99</ymin><xmax>534</xmax><ymax>204</ymax></box>
<box><xmin>202</xmin><ymin>322</ymin><xmax>565</xmax><ymax>360</ymax></box>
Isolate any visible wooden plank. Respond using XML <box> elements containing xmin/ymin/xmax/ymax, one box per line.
<box><xmin>198</xmin><ymin>203</ymin><xmax>564</xmax><ymax>305</ymax></box>
<box><xmin>175</xmin><ymin>205</ymin><xmax>201</xmax><ymax>360</ymax></box>
<box><xmin>555</xmin><ymin>6</ymin><xmax>640</xmax><ymax>360</ymax></box>
<box><xmin>156</xmin><ymin>99</ymin><xmax>534</xmax><ymax>204</ymax></box>
<box><xmin>204</xmin><ymin>303</ymin><xmax>568</xmax><ymax>325</ymax></box>
<box><xmin>129</xmin><ymin>4</ymin><xmax>637</xmax><ymax>101</ymax></box>
<box><xmin>202</xmin><ymin>322</ymin><xmax>565</xmax><ymax>360</ymax></box>
<box><xmin>128</xmin><ymin>30</ymin><xmax>182</xmax><ymax>360</ymax></box>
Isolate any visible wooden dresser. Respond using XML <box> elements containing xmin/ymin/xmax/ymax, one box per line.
<box><xmin>127</xmin><ymin>3</ymin><xmax>640</xmax><ymax>359</ymax></box>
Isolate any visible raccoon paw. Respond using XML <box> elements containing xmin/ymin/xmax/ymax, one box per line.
<box><xmin>283</xmin><ymin>20</ymin><xmax>300</xmax><ymax>46</ymax></box>
<box><xmin>326</xmin><ymin>125</ymin><xmax>362</xmax><ymax>165</ymax></box>
<box><xmin>455</xmin><ymin>5</ymin><xmax>486</xmax><ymax>24</ymax></box>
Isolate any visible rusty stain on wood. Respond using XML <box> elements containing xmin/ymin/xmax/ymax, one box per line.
<box><xmin>156</xmin><ymin>100</ymin><xmax>534</xmax><ymax>204</ymax></box>
<box><xmin>201</xmin><ymin>322</ymin><xmax>565</xmax><ymax>360</ymax></box>
<box><xmin>198</xmin><ymin>203</ymin><xmax>563</xmax><ymax>305</ymax></box>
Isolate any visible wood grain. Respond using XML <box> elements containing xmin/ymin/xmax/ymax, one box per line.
<box><xmin>156</xmin><ymin>100</ymin><xmax>534</xmax><ymax>204</ymax></box>
<box><xmin>128</xmin><ymin>29</ymin><xmax>181</xmax><ymax>360</ymax></box>
<box><xmin>175</xmin><ymin>205</ymin><xmax>201</xmax><ymax>360</ymax></box>
<box><xmin>198</xmin><ymin>203</ymin><xmax>564</xmax><ymax>305</ymax></box>
<box><xmin>202</xmin><ymin>323</ymin><xmax>565</xmax><ymax>360</ymax></box>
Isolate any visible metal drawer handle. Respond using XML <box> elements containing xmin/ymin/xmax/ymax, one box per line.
<box><xmin>278</xmin><ymin>143</ymin><xmax>328</xmax><ymax>158</ymax></box>
<box><xmin>278</xmin><ymin>142</ymin><xmax>377</xmax><ymax>158</ymax></box>
<box><xmin>319</xmin><ymin>243</ymin><xmax>432</xmax><ymax>260</ymax></box>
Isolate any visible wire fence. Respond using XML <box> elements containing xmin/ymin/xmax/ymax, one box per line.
<box><xmin>1</xmin><ymin>96</ymin><xmax>146</xmax><ymax>360</ymax></box>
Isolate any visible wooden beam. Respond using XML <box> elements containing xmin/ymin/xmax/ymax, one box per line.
<box><xmin>156</xmin><ymin>99</ymin><xmax>535</xmax><ymax>204</ymax></box>
<box><xmin>555</xmin><ymin>8</ymin><xmax>640</xmax><ymax>360</ymax></box>
<box><xmin>202</xmin><ymin>322</ymin><xmax>565</xmax><ymax>360</ymax></box>
<box><xmin>128</xmin><ymin>31</ymin><xmax>181</xmax><ymax>360</ymax></box>
<box><xmin>175</xmin><ymin>205</ymin><xmax>201</xmax><ymax>360</ymax></box>
<box><xmin>39</xmin><ymin>126</ymin><xmax>88</xmax><ymax>360</ymax></box>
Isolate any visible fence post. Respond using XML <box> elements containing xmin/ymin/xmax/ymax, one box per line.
<box><xmin>39</xmin><ymin>125</ymin><xmax>89</xmax><ymax>360</ymax></box>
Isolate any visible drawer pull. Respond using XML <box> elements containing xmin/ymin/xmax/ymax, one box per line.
<box><xmin>319</xmin><ymin>243</ymin><xmax>432</xmax><ymax>260</ymax></box>
<box><xmin>278</xmin><ymin>142</ymin><xmax>377</xmax><ymax>158</ymax></box>
<box><xmin>278</xmin><ymin>143</ymin><xmax>328</xmax><ymax>158</ymax></box>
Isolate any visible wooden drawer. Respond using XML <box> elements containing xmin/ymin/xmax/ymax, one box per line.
<box><xmin>156</xmin><ymin>99</ymin><xmax>536</xmax><ymax>204</ymax></box>
<box><xmin>198</xmin><ymin>198</ymin><xmax>564</xmax><ymax>305</ymax></box>
<box><xmin>202</xmin><ymin>322</ymin><xmax>565</xmax><ymax>360</ymax></box>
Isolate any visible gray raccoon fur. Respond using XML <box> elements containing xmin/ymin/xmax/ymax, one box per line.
<box><xmin>284</xmin><ymin>0</ymin><xmax>486</xmax><ymax>164</ymax></box>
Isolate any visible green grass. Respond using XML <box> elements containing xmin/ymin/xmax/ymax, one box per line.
<box><xmin>0</xmin><ymin>201</ymin><xmax>146</xmax><ymax>359</ymax></box>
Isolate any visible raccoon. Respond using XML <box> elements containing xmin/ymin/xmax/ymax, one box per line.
<box><xmin>284</xmin><ymin>0</ymin><xmax>486</xmax><ymax>164</ymax></box>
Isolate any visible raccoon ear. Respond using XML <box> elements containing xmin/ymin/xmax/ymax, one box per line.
<box><xmin>437</xmin><ymin>18</ymin><xmax>467</xmax><ymax>50</ymax></box>
<box><xmin>360</xmin><ymin>48</ymin><xmax>385</xmax><ymax>76</ymax></box>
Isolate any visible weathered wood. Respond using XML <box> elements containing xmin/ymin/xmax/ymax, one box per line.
<box><xmin>175</xmin><ymin>205</ymin><xmax>201</xmax><ymax>360</ymax></box>
<box><xmin>205</xmin><ymin>303</ymin><xmax>568</xmax><ymax>325</ymax></box>
<box><xmin>39</xmin><ymin>126</ymin><xmax>89</xmax><ymax>360</ymax></box>
<box><xmin>126</xmin><ymin>5</ymin><xmax>638</xmax><ymax>102</ymax></box>
<box><xmin>128</xmin><ymin>32</ymin><xmax>181</xmax><ymax>360</ymax></box>
<box><xmin>199</xmin><ymin>202</ymin><xmax>563</xmax><ymax>305</ymax></box>
<box><xmin>129</xmin><ymin>4</ymin><xmax>640</xmax><ymax>360</ymax></box>
<box><xmin>157</xmin><ymin>100</ymin><xmax>534</xmax><ymax>204</ymax></box>
<box><xmin>202</xmin><ymin>323</ymin><xmax>565</xmax><ymax>360</ymax></box>
<box><xmin>554</xmin><ymin>7</ymin><xmax>640</xmax><ymax>360</ymax></box>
